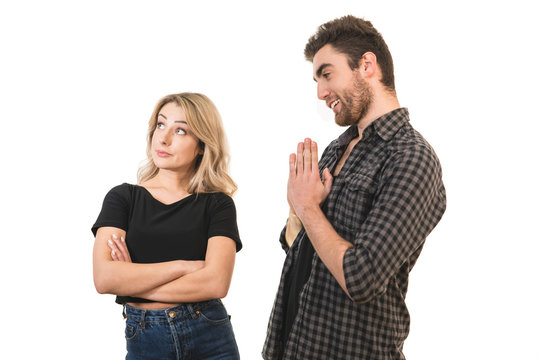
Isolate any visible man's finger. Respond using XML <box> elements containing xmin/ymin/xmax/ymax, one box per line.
<box><xmin>323</xmin><ymin>167</ymin><xmax>333</xmax><ymax>192</ymax></box>
<box><xmin>289</xmin><ymin>153</ymin><xmax>297</xmax><ymax>177</ymax></box>
<box><xmin>303</xmin><ymin>138</ymin><xmax>312</xmax><ymax>172</ymax></box>
<box><xmin>311</xmin><ymin>141</ymin><xmax>319</xmax><ymax>174</ymax></box>
<box><xmin>297</xmin><ymin>142</ymin><xmax>304</xmax><ymax>173</ymax></box>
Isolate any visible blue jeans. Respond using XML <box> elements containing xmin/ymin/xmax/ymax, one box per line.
<box><xmin>123</xmin><ymin>299</ymin><xmax>240</xmax><ymax>359</ymax></box>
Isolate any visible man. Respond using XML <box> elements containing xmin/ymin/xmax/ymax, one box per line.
<box><xmin>263</xmin><ymin>16</ymin><xmax>446</xmax><ymax>359</ymax></box>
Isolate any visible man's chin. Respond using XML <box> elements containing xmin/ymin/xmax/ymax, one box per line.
<box><xmin>334</xmin><ymin>114</ymin><xmax>357</xmax><ymax>127</ymax></box>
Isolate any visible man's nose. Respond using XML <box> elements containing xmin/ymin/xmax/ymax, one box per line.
<box><xmin>317</xmin><ymin>82</ymin><xmax>330</xmax><ymax>100</ymax></box>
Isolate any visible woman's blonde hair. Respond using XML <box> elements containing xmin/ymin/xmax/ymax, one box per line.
<box><xmin>137</xmin><ymin>92</ymin><xmax>237</xmax><ymax>196</ymax></box>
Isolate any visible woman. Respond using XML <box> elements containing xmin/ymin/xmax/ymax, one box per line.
<box><xmin>92</xmin><ymin>92</ymin><xmax>242</xmax><ymax>359</ymax></box>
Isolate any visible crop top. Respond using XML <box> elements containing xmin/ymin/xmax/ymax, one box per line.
<box><xmin>91</xmin><ymin>183</ymin><xmax>242</xmax><ymax>304</ymax></box>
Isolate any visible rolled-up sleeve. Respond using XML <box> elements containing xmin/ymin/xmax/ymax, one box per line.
<box><xmin>343</xmin><ymin>145</ymin><xmax>447</xmax><ymax>303</ymax></box>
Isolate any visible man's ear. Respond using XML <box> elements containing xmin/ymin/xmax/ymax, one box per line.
<box><xmin>358</xmin><ymin>52</ymin><xmax>377</xmax><ymax>78</ymax></box>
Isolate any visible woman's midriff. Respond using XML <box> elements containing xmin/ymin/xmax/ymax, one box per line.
<box><xmin>127</xmin><ymin>302</ymin><xmax>181</xmax><ymax>309</ymax></box>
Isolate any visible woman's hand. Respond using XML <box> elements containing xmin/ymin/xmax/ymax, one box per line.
<box><xmin>94</xmin><ymin>227</ymin><xmax>208</xmax><ymax>296</ymax></box>
<box><xmin>107</xmin><ymin>233</ymin><xmax>204</xmax><ymax>272</ymax></box>
<box><xmin>108</xmin><ymin>234</ymin><xmax>132</xmax><ymax>263</ymax></box>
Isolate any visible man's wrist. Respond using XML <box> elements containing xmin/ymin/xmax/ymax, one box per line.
<box><xmin>295</xmin><ymin>203</ymin><xmax>323</xmax><ymax>224</ymax></box>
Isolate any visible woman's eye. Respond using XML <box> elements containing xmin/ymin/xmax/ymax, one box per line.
<box><xmin>176</xmin><ymin>128</ymin><xmax>186</xmax><ymax>135</ymax></box>
<box><xmin>156</xmin><ymin>122</ymin><xmax>165</xmax><ymax>129</ymax></box>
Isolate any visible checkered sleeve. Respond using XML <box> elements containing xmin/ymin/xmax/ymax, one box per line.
<box><xmin>278</xmin><ymin>223</ymin><xmax>289</xmax><ymax>252</ymax></box>
<box><xmin>342</xmin><ymin>143</ymin><xmax>446</xmax><ymax>303</ymax></box>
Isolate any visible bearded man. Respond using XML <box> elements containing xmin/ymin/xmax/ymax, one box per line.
<box><xmin>263</xmin><ymin>15</ymin><xmax>447</xmax><ymax>360</ymax></box>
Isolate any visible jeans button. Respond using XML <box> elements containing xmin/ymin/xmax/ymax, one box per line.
<box><xmin>169</xmin><ymin>311</ymin><xmax>176</xmax><ymax>318</ymax></box>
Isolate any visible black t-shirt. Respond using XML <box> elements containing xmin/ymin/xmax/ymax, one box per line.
<box><xmin>92</xmin><ymin>183</ymin><xmax>242</xmax><ymax>304</ymax></box>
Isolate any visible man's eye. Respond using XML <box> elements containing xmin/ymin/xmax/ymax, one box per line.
<box><xmin>323</xmin><ymin>73</ymin><xmax>330</xmax><ymax>79</ymax></box>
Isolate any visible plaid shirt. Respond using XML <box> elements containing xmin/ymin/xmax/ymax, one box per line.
<box><xmin>263</xmin><ymin>108</ymin><xmax>446</xmax><ymax>360</ymax></box>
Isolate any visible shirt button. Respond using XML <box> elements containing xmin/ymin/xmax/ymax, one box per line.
<box><xmin>169</xmin><ymin>311</ymin><xmax>176</xmax><ymax>318</ymax></box>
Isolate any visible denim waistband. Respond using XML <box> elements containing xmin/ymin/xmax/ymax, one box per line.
<box><xmin>123</xmin><ymin>299</ymin><xmax>221</xmax><ymax>322</ymax></box>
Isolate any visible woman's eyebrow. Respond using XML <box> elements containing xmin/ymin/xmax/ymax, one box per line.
<box><xmin>157</xmin><ymin>114</ymin><xmax>186</xmax><ymax>124</ymax></box>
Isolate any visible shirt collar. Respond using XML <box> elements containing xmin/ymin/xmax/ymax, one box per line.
<box><xmin>336</xmin><ymin>107</ymin><xmax>410</xmax><ymax>146</ymax></box>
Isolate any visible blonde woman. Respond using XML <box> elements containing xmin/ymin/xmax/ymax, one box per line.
<box><xmin>92</xmin><ymin>92</ymin><xmax>241</xmax><ymax>359</ymax></box>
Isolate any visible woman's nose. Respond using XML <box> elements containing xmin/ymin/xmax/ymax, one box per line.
<box><xmin>159</xmin><ymin>131</ymin><xmax>172</xmax><ymax>145</ymax></box>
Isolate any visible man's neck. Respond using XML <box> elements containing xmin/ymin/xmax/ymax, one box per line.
<box><xmin>357</xmin><ymin>91</ymin><xmax>400</xmax><ymax>135</ymax></box>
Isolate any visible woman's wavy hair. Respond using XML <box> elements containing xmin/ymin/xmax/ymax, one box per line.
<box><xmin>137</xmin><ymin>92</ymin><xmax>237</xmax><ymax>196</ymax></box>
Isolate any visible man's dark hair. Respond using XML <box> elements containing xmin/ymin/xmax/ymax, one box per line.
<box><xmin>304</xmin><ymin>15</ymin><xmax>395</xmax><ymax>92</ymax></box>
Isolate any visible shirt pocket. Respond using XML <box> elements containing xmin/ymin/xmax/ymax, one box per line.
<box><xmin>334</xmin><ymin>173</ymin><xmax>378</xmax><ymax>233</ymax></box>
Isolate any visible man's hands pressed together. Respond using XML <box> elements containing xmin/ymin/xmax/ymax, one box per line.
<box><xmin>286</xmin><ymin>137</ymin><xmax>353</xmax><ymax>298</ymax></box>
<box><xmin>287</xmin><ymin>138</ymin><xmax>333</xmax><ymax>218</ymax></box>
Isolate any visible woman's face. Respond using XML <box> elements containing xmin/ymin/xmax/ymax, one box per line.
<box><xmin>151</xmin><ymin>102</ymin><xmax>202</xmax><ymax>174</ymax></box>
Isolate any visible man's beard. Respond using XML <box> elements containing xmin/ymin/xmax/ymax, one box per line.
<box><xmin>334</xmin><ymin>76</ymin><xmax>373</xmax><ymax>127</ymax></box>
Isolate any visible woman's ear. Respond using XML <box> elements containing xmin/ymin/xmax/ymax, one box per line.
<box><xmin>198</xmin><ymin>141</ymin><xmax>205</xmax><ymax>155</ymax></box>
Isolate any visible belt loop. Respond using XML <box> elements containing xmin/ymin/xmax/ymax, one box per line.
<box><xmin>139</xmin><ymin>309</ymin><xmax>146</xmax><ymax>329</ymax></box>
<box><xmin>187</xmin><ymin>304</ymin><xmax>199</xmax><ymax>319</ymax></box>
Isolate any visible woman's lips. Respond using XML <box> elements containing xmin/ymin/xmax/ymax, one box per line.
<box><xmin>156</xmin><ymin>150</ymin><xmax>172</xmax><ymax>157</ymax></box>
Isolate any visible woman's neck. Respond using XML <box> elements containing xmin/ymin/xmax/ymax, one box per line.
<box><xmin>148</xmin><ymin>169</ymin><xmax>193</xmax><ymax>194</ymax></box>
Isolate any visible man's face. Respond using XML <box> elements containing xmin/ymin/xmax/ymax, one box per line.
<box><xmin>312</xmin><ymin>44</ymin><xmax>373</xmax><ymax>126</ymax></box>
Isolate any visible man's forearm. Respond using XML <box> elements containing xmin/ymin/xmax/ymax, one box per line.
<box><xmin>297</xmin><ymin>205</ymin><xmax>353</xmax><ymax>298</ymax></box>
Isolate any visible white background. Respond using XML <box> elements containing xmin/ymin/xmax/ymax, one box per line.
<box><xmin>1</xmin><ymin>0</ymin><xmax>539</xmax><ymax>359</ymax></box>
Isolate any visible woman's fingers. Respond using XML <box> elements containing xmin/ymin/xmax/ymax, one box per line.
<box><xmin>111</xmin><ymin>235</ymin><xmax>125</xmax><ymax>261</ymax></box>
<box><xmin>112</xmin><ymin>234</ymin><xmax>131</xmax><ymax>262</ymax></box>
<box><xmin>108</xmin><ymin>238</ymin><xmax>120</xmax><ymax>261</ymax></box>
<box><xmin>108</xmin><ymin>234</ymin><xmax>131</xmax><ymax>262</ymax></box>
<box><xmin>120</xmin><ymin>237</ymin><xmax>132</xmax><ymax>262</ymax></box>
